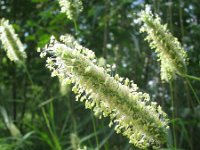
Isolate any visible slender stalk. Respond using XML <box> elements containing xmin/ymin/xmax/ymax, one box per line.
<box><xmin>12</xmin><ymin>66</ymin><xmax>17</xmax><ymax>122</ymax></box>
<box><xmin>42</xmin><ymin>107</ymin><xmax>62</xmax><ymax>150</ymax></box>
<box><xmin>179</xmin><ymin>73</ymin><xmax>200</xmax><ymax>104</ymax></box>
<box><xmin>182</xmin><ymin>74</ymin><xmax>200</xmax><ymax>82</ymax></box>
<box><xmin>95</xmin><ymin>129</ymin><xmax>114</xmax><ymax>150</ymax></box>
<box><xmin>185</xmin><ymin>79</ymin><xmax>200</xmax><ymax>104</ymax></box>
<box><xmin>20</xmin><ymin>62</ymin><xmax>33</xmax><ymax>126</ymax></box>
<box><xmin>22</xmin><ymin>63</ymin><xmax>33</xmax><ymax>85</ymax></box>
<box><xmin>102</xmin><ymin>0</ymin><xmax>109</xmax><ymax>58</ymax></box>
<box><xmin>168</xmin><ymin>0</ymin><xmax>173</xmax><ymax>33</ymax></box>
<box><xmin>60</xmin><ymin>110</ymin><xmax>70</xmax><ymax>137</ymax></box>
<box><xmin>20</xmin><ymin>78</ymin><xmax>27</xmax><ymax>130</ymax></box>
<box><xmin>169</xmin><ymin>81</ymin><xmax>176</xmax><ymax>150</ymax></box>
<box><xmin>183</xmin><ymin>80</ymin><xmax>194</xmax><ymax>149</ymax></box>
<box><xmin>73</xmin><ymin>20</ymin><xmax>78</xmax><ymax>33</ymax></box>
<box><xmin>179</xmin><ymin>0</ymin><xmax>184</xmax><ymax>41</ymax></box>
<box><xmin>67</xmin><ymin>93</ymin><xmax>77</xmax><ymax>132</ymax></box>
<box><xmin>92</xmin><ymin>115</ymin><xmax>99</xmax><ymax>148</ymax></box>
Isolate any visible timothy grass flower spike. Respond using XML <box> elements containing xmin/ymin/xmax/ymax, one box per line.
<box><xmin>41</xmin><ymin>34</ymin><xmax>169</xmax><ymax>149</ymax></box>
<box><xmin>58</xmin><ymin>0</ymin><xmax>83</xmax><ymax>20</ymax></box>
<box><xmin>0</xmin><ymin>18</ymin><xmax>26</xmax><ymax>62</ymax></box>
<box><xmin>139</xmin><ymin>8</ymin><xmax>188</xmax><ymax>82</ymax></box>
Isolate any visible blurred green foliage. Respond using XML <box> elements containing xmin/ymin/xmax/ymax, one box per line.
<box><xmin>0</xmin><ymin>0</ymin><xmax>200</xmax><ymax>149</ymax></box>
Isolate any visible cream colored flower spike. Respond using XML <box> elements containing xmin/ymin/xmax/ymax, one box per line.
<box><xmin>58</xmin><ymin>0</ymin><xmax>83</xmax><ymax>20</ymax></box>
<box><xmin>40</xmin><ymin>34</ymin><xmax>169</xmax><ymax>149</ymax></box>
<box><xmin>140</xmin><ymin>7</ymin><xmax>188</xmax><ymax>82</ymax></box>
<box><xmin>0</xmin><ymin>18</ymin><xmax>26</xmax><ymax>62</ymax></box>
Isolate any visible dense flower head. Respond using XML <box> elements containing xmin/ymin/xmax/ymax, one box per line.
<box><xmin>139</xmin><ymin>8</ymin><xmax>188</xmax><ymax>82</ymax></box>
<box><xmin>0</xmin><ymin>18</ymin><xmax>26</xmax><ymax>62</ymax></box>
<box><xmin>58</xmin><ymin>0</ymin><xmax>83</xmax><ymax>20</ymax></box>
<box><xmin>40</xmin><ymin>34</ymin><xmax>169</xmax><ymax>149</ymax></box>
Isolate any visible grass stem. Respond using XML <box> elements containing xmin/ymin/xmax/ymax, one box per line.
<box><xmin>169</xmin><ymin>81</ymin><xmax>177</xmax><ymax>150</ymax></box>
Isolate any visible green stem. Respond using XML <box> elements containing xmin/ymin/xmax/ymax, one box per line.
<box><xmin>66</xmin><ymin>93</ymin><xmax>77</xmax><ymax>132</ymax></box>
<box><xmin>22</xmin><ymin>62</ymin><xmax>33</xmax><ymax>85</ymax></box>
<box><xmin>186</xmin><ymin>79</ymin><xmax>200</xmax><ymax>104</ymax></box>
<box><xmin>169</xmin><ymin>81</ymin><xmax>176</xmax><ymax>150</ymax></box>
<box><xmin>92</xmin><ymin>115</ymin><xmax>99</xmax><ymax>148</ymax></box>
<box><xmin>73</xmin><ymin>20</ymin><xmax>78</xmax><ymax>33</ymax></box>
<box><xmin>42</xmin><ymin>107</ymin><xmax>62</xmax><ymax>150</ymax></box>
<box><xmin>181</xmin><ymin>74</ymin><xmax>200</xmax><ymax>82</ymax></box>
<box><xmin>20</xmin><ymin>62</ymin><xmax>34</xmax><ymax>126</ymax></box>
<box><xmin>95</xmin><ymin>129</ymin><xmax>114</xmax><ymax>150</ymax></box>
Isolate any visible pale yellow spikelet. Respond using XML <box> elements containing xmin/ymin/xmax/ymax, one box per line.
<box><xmin>139</xmin><ymin>7</ymin><xmax>188</xmax><ymax>82</ymax></box>
<box><xmin>58</xmin><ymin>0</ymin><xmax>83</xmax><ymax>20</ymax></box>
<box><xmin>0</xmin><ymin>18</ymin><xmax>26</xmax><ymax>62</ymax></box>
<box><xmin>40</xmin><ymin>34</ymin><xmax>169</xmax><ymax>149</ymax></box>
